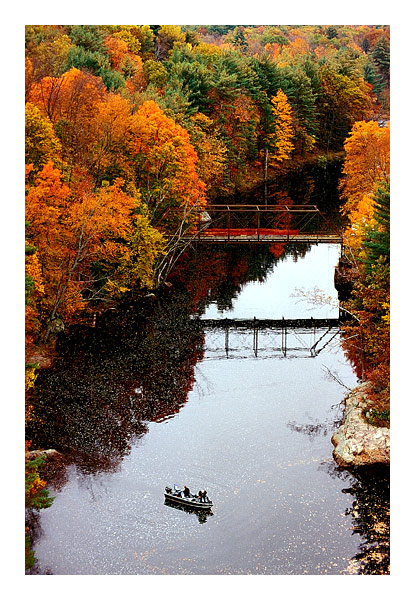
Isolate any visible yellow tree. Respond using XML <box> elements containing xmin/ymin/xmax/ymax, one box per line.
<box><xmin>340</xmin><ymin>120</ymin><xmax>390</xmax><ymax>213</ymax></box>
<box><xmin>89</xmin><ymin>92</ymin><xmax>132</xmax><ymax>184</ymax></box>
<box><xmin>187</xmin><ymin>112</ymin><xmax>228</xmax><ymax>198</ymax></box>
<box><xmin>105</xmin><ymin>213</ymin><xmax>166</xmax><ymax>297</ymax></box>
<box><xmin>269</xmin><ymin>89</ymin><xmax>295</xmax><ymax>164</ymax></box>
<box><xmin>155</xmin><ymin>25</ymin><xmax>186</xmax><ymax>60</ymax></box>
<box><xmin>25</xmin><ymin>102</ymin><xmax>62</xmax><ymax>177</ymax></box>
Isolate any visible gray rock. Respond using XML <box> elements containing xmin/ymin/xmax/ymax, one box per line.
<box><xmin>331</xmin><ymin>383</ymin><xmax>390</xmax><ymax>467</ymax></box>
<box><xmin>26</xmin><ymin>449</ymin><xmax>63</xmax><ymax>461</ymax></box>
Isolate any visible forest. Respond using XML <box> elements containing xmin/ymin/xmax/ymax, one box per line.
<box><xmin>25</xmin><ymin>24</ymin><xmax>390</xmax><ymax>570</ymax></box>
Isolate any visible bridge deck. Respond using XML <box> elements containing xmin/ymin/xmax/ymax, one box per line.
<box><xmin>183</xmin><ymin>233</ymin><xmax>342</xmax><ymax>244</ymax></box>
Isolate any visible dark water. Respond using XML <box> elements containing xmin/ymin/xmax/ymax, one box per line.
<box><xmin>28</xmin><ymin>244</ymin><xmax>389</xmax><ymax>575</ymax></box>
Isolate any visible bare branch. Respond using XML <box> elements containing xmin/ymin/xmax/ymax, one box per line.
<box><xmin>322</xmin><ymin>365</ymin><xmax>353</xmax><ymax>391</ymax></box>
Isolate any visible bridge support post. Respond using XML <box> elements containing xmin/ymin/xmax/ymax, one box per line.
<box><xmin>282</xmin><ymin>317</ymin><xmax>287</xmax><ymax>357</ymax></box>
<box><xmin>253</xmin><ymin>317</ymin><xmax>258</xmax><ymax>357</ymax></box>
<box><xmin>224</xmin><ymin>318</ymin><xmax>229</xmax><ymax>358</ymax></box>
<box><xmin>256</xmin><ymin>207</ymin><xmax>260</xmax><ymax>242</ymax></box>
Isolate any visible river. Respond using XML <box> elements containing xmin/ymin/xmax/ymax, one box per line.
<box><xmin>28</xmin><ymin>243</ymin><xmax>389</xmax><ymax>576</ymax></box>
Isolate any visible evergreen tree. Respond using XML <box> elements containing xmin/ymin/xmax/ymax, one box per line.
<box><xmin>371</xmin><ymin>35</ymin><xmax>390</xmax><ymax>84</ymax></box>
<box><xmin>363</xmin><ymin>183</ymin><xmax>390</xmax><ymax>272</ymax></box>
<box><xmin>232</xmin><ymin>26</ymin><xmax>248</xmax><ymax>52</ymax></box>
<box><xmin>68</xmin><ymin>25</ymin><xmax>106</xmax><ymax>53</ymax></box>
<box><xmin>363</xmin><ymin>59</ymin><xmax>385</xmax><ymax>97</ymax></box>
<box><xmin>250</xmin><ymin>54</ymin><xmax>282</xmax><ymax>98</ymax></box>
<box><xmin>326</xmin><ymin>26</ymin><xmax>338</xmax><ymax>39</ymax></box>
<box><xmin>167</xmin><ymin>51</ymin><xmax>214</xmax><ymax>114</ymax></box>
<box><xmin>279</xmin><ymin>66</ymin><xmax>319</xmax><ymax>145</ymax></box>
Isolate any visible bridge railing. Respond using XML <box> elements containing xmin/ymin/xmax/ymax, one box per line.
<box><xmin>164</xmin><ymin>204</ymin><xmax>342</xmax><ymax>244</ymax></box>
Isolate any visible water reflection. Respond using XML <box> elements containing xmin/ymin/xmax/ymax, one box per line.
<box><xmin>27</xmin><ymin>239</ymin><xmax>389</xmax><ymax>575</ymax></box>
<box><xmin>170</xmin><ymin>243</ymin><xmax>307</xmax><ymax>315</ymax></box>
<box><xmin>317</xmin><ymin>460</ymin><xmax>390</xmax><ymax>574</ymax></box>
<box><xmin>27</xmin><ymin>244</ymin><xmax>293</xmax><ymax>472</ymax></box>
<box><xmin>342</xmin><ymin>466</ymin><xmax>390</xmax><ymax>574</ymax></box>
<box><xmin>164</xmin><ymin>499</ymin><xmax>214</xmax><ymax>524</ymax></box>
<box><xmin>27</xmin><ymin>290</ymin><xmax>205</xmax><ymax>473</ymax></box>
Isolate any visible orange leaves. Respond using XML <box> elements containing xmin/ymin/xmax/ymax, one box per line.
<box><xmin>340</xmin><ymin>121</ymin><xmax>390</xmax><ymax>258</ymax></box>
<box><xmin>28</xmin><ymin>68</ymin><xmax>106</xmax><ymax>171</ymax></box>
<box><xmin>340</xmin><ymin>120</ymin><xmax>390</xmax><ymax>398</ymax></box>
<box><xmin>129</xmin><ymin>101</ymin><xmax>206</xmax><ymax>223</ymax></box>
<box><xmin>69</xmin><ymin>178</ymin><xmax>136</xmax><ymax>247</ymax></box>
<box><xmin>28</xmin><ymin>67</ymin><xmax>104</xmax><ymax>123</ymax></box>
<box><xmin>26</xmin><ymin>165</ymin><xmax>136</xmax><ymax>326</ymax></box>
<box><xmin>288</xmin><ymin>37</ymin><xmax>310</xmax><ymax>58</ymax></box>
<box><xmin>104</xmin><ymin>35</ymin><xmax>129</xmax><ymax>70</ymax></box>
<box><xmin>341</xmin><ymin>121</ymin><xmax>390</xmax><ymax>213</ymax></box>
<box><xmin>25</xmin><ymin>161</ymin><xmax>70</xmax><ymax>255</ymax></box>
<box><xmin>24</xmin><ymin>100</ymin><xmax>200</xmax><ymax>333</ymax></box>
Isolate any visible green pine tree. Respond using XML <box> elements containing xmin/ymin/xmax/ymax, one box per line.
<box><xmin>363</xmin><ymin>182</ymin><xmax>390</xmax><ymax>273</ymax></box>
<box><xmin>371</xmin><ymin>36</ymin><xmax>390</xmax><ymax>84</ymax></box>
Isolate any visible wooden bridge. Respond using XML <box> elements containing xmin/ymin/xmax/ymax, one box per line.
<box><xmin>192</xmin><ymin>232</ymin><xmax>342</xmax><ymax>244</ymax></box>
<box><xmin>169</xmin><ymin>204</ymin><xmax>343</xmax><ymax>245</ymax></box>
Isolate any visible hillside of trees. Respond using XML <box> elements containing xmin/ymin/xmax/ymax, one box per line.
<box><xmin>25</xmin><ymin>24</ymin><xmax>390</xmax><ymax>347</ymax></box>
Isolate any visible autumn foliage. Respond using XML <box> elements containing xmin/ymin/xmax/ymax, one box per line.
<box><xmin>269</xmin><ymin>90</ymin><xmax>295</xmax><ymax>163</ymax></box>
<box><xmin>24</xmin><ymin>22</ymin><xmax>390</xmax><ymax>383</ymax></box>
<box><xmin>128</xmin><ymin>100</ymin><xmax>206</xmax><ymax>226</ymax></box>
<box><xmin>24</xmin><ymin>22</ymin><xmax>390</xmax><ymax>378</ymax></box>
<box><xmin>339</xmin><ymin>120</ymin><xmax>390</xmax><ymax>422</ymax></box>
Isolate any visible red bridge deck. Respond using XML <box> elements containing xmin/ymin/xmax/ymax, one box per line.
<box><xmin>185</xmin><ymin>228</ymin><xmax>342</xmax><ymax>244</ymax></box>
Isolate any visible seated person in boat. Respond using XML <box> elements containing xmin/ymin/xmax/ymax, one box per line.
<box><xmin>202</xmin><ymin>490</ymin><xmax>208</xmax><ymax>502</ymax></box>
<box><xmin>183</xmin><ymin>485</ymin><xmax>190</xmax><ymax>498</ymax></box>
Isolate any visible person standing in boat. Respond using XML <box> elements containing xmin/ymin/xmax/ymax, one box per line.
<box><xmin>198</xmin><ymin>490</ymin><xmax>203</xmax><ymax>503</ymax></box>
<box><xmin>183</xmin><ymin>485</ymin><xmax>190</xmax><ymax>498</ymax></box>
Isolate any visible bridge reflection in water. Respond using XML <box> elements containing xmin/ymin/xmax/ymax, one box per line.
<box><xmin>197</xmin><ymin>316</ymin><xmax>342</xmax><ymax>359</ymax></box>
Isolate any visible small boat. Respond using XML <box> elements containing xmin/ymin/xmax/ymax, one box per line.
<box><xmin>164</xmin><ymin>485</ymin><xmax>213</xmax><ymax>510</ymax></box>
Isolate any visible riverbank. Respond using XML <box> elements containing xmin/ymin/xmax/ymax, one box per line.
<box><xmin>332</xmin><ymin>382</ymin><xmax>390</xmax><ymax>468</ymax></box>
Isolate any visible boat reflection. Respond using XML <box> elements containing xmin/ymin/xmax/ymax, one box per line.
<box><xmin>164</xmin><ymin>498</ymin><xmax>214</xmax><ymax>524</ymax></box>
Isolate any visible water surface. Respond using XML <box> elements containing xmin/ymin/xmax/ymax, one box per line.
<box><xmin>30</xmin><ymin>244</ymin><xmax>389</xmax><ymax>575</ymax></box>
